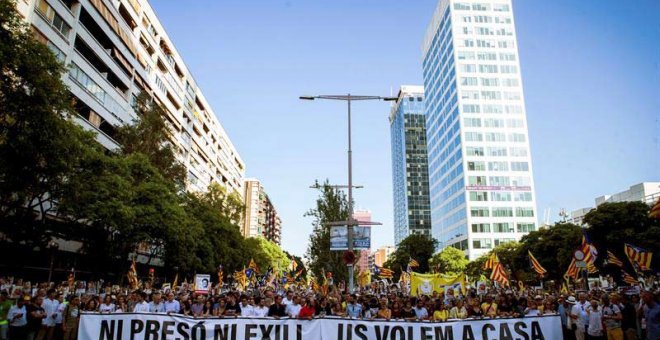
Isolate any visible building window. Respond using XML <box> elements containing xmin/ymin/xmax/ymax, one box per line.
<box><xmin>511</xmin><ymin>176</ymin><xmax>531</xmax><ymax>186</ymax></box>
<box><xmin>463</xmin><ymin>104</ymin><xmax>480</xmax><ymax>113</ymax></box>
<box><xmin>470</xmin><ymin>207</ymin><xmax>489</xmax><ymax>217</ymax></box>
<box><xmin>469</xmin><ymin>191</ymin><xmax>488</xmax><ymax>201</ymax></box>
<box><xmin>473</xmin><ymin>238</ymin><xmax>492</xmax><ymax>249</ymax></box>
<box><xmin>501</xmin><ymin>65</ymin><xmax>518</xmax><ymax>74</ymax></box>
<box><xmin>491</xmin><ymin>192</ymin><xmax>511</xmax><ymax>201</ymax></box>
<box><xmin>516</xmin><ymin>207</ymin><xmax>534</xmax><ymax>217</ymax></box>
<box><xmin>468</xmin><ymin>176</ymin><xmax>486</xmax><ymax>185</ymax></box>
<box><xmin>484</xmin><ymin>119</ymin><xmax>505</xmax><ymax>128</ymax></box>
<box><xmin>487</xmin><ymin>147</ymin><xmax>507</xmax><ymax>157</ymax></box>
<box><xmin>466</xmin><ymin>147</ymin><xmax>485</xmax><ymax>157</ymax></box>
<box><xmin>471</xmin><ymin>223</ymin><xmax>491</xmax><ymax>233</ymax></box>
<box><xmin>517</xmin><ymin>223</ymin><xmax>536</xmax><ymax>233</ymax></box>
<box><xmin>454</xmin><ymin>3</ymin><xmax>471</xmax><ymax>10</ymax></box>
<box><xmin>514</xmin><ymin>192</ymin><xmax>533</xmax><ymax>202</ymax></box>
<box><xmin>481</xmin><ymin>78</ymin><xmax>499</xmax><ymax>87</ymax></box>
<box><xmin>479</xmin><ymin>65</ymin><xmax>498</xmax><ymax>73</ymax></box>
<box><xmin>35</xmin><ymin>0</ymin><xmax>72</xmax><ymax>38</ymax></box>
<box><xmin>467</xmin><ymin>161</ymin><xmax>486</xmax><ymax>171</ymax></box>
<box><xmin>492</xmin><ymin>208</ymin><xmax>513</xmax><ymax>217</ymax></box>
<box><xmin>464</xmin><ymin>132</ymin><xmax>483</xmax><ymax>142</ymax></box>
<box><xmin>483</xmin><ymin>105</ymin><xmax>503</xmax><ymax>114</ymax></box>
<box><xmin>511</xmin><ymin>162</ymin><xmax>529</xmax><ymax>171</ymax></box>
<box><xmin>458</xmin><ymin>51</ymin><xmax>475</xmax><ymax>60</ymax></box>
<box><xmin>489</xmin><ymin>176</ymin><xmax>510</xmax><ymax>186</ymax></box>
<box><xmin>463</xmin><ymin>118</ymin><xmax>481</xmax><ymax>127</ymax></box>
<box><xmin>461</xmin><ymin>77</ymin><xmax>478</xmax><ymax>86</ymax></box>
<box><xmin>488</xmin><ymin>161</ymin><xmax>508</xmax><ymax>171</ymax></box>
<box><xmin>495</xmin><ymin>238</ymin><xmax>515</xmax><ymax>246</ymax></box>
<box><xmin>493</xmin><ymin>223</ymin><xmax>513</xmax><ymax>233</ymax></box>
<box><xmin>509</xmin><ymin>133</ymin><xmax>527</xmax><ymax>143</ymax></box>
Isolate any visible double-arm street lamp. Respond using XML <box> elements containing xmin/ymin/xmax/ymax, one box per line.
<box><xmin>300</xmin><ymin>94</ymin><xmax>396</xmax><ymax>292</ymax></box>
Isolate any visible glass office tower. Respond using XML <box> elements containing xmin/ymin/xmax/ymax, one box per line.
<box><xmin>390</xmin><ymin>86</ymin><xmax>432</xmax><ymax>246</ymax></box>
<box><xmin>422</xmin><ymin>0</ymin><xmax>538</xmax><ymax>259</ymax></box>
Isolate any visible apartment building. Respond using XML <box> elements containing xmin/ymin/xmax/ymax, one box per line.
<box><xmin>243</xmin><ymin>179</ymin><xmax>282</xmax><ymax>245</ymax></box>
<box><xmin>16</xmin><ymin>0</ymin><xmax>245</xmax><ymax>194</ymax></box>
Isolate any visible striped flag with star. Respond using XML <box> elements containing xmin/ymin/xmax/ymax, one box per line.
<box><xmin>649</xmin><ymin>198</ymin><xmax>660</xmax><ymax>219</ymax></box>
<box><xmin>483</xmin><ymin>252</ymin><xmax>500</xmax><ymax>270</ymax></box>
<box><xmin>606</xmin><ymin>250</ymin><xmax>624</xmax><ymax>267</ymax></box>
<box><xmin>621</xmin><ymin>270</ymin><xmax>639</xmax><ymax>285</ymax></box>
<box><xmin>490</xmin><ymin>262</ymin><xmax>509</xmax><ymax>286</ymax></box>
<box><xmin>564</xmin><ymin>257</ymin><xmax>579</xmax><ymax>281</ymax></box>
<box><xmin>624</xmin><ymin>243</ymin><xmax>653</xmax><ymax>271</ymax></box>
<box><xmin>528</xmin><ymin>250</ymin><xmax>547</xmax><ymax>276</ymax></box>
<box><xmin>379</xmin><ymin>267</ymin><xmax>394</xmax><ymax>279</ymax></box>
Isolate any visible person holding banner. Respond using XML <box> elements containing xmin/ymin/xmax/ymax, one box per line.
<box><xmin>267</xmin><ymin>295</ymin><xmax>286</xmax><ymax>318</ymax></box>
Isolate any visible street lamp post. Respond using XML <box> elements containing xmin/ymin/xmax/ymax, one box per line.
<box><xmin>300</xmin><ymin>94</ymin><xmax>395</xmax><ymax>293</ymax></box>
<box><xmin>46</xmin><ymin>240</ymin><xmax>59</xmax><ymax>284</ymax></box>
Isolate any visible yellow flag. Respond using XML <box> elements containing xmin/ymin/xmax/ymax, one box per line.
<box><xmin>410</xmin><ymin>272</ymin><xmax>466</xmax><ymax>296</ymax></box>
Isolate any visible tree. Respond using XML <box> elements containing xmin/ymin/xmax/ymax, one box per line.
<box><xmin>114</xmin><ymin>94</ymin><xmax>186</xmax><ymax>189</ymax></box>
<box><xmin>384</xmin><ymin>234</ymin><xmax>438</xmax><ymax>279</ymax></box>
<box><xmin>583</xmin><ymin>202</ymin><xmax>660</xmax><ymax>263</ymax></box>
<box><xmin>518</xmin><ymin>223</ymin><xmax>584</xmax><ymax>280</ymax></box>
<box><xmin>199</xmin><ymin>182</ymin><xmax>244</xmax><ymax>225</ymax></box>
<box><xmin>245</xmin><ymin>237</ymin><xmax>290</xmax><ymax>272</ymax></box>
<box><xmin>305</xmin><ymin>181</ymin><xmax>352</xmax><ymax>284</ymax></box>
<box><xmin>429</xmin><ymin>246</ymin><xmax>468</xmax><ymax>275</ymax></box>
<box><xmin>0</xmin><ymin>0</ymin><xmax>97</xmax><ymax>248</ymax></box>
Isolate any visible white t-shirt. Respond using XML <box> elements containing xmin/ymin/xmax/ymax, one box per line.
<box><xmin>55</xmin><ymin>302</ymin><xmax>67</xmax><ymax>324</ymax></box>
<box><xmin>253</xmin><ymin>306</ymin><xmax>269</xmax><ymax>317</ymax></box>
<box><xmin>413</xmin><ymin>307</ymin><xmax>428</xmax><ymax>319</ymax></box>
<box><xmin>571</xmin><ymin>301</ymin><xmax>590</xmax><ymax>328</ymax></box>
<box><xmin>587</xmin><ymin>306</ymin><xmax>604</xmax><ymax>336</ymax></box>
<box><xmin>133</xmin><ymin>301</ymin><xmax>150</xmax><ymax>313</ymax></box>
<box><xmin>99</xmin><ymin>303</ymin><xmax>116</xmax><ymax>313</ymax></box>
<box><xmin>282</xmin><ymin>297</ymin><xmax>293</xmax><ymax>306</ymax></box>
<box><xmin>41</xmin><ymin>298</ymin><xmax>59</xmax><ymax>326</ymax></box>
<box><xmin>240</xmin><ymin>304</ymin><xmax>255</xmax><ymax>317</ymax></box>
<box><xmin>286</xmin><ymin>303</ymin><xmax>301</xmax><ymax>317</ymax></box>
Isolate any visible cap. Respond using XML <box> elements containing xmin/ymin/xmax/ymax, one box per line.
<box><xmin>566</xmin><ymin>296</ymin><xmax>576</xmax><ymax>304</ymax></box>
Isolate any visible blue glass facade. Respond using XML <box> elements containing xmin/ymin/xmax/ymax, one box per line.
<box><xmin>390</xmin><ymin>87</ymin><xmax>432</xmax><ymax>245</ymax></box>
<box><xmin>423</xmin><ymin>7</ymin><xmax>469</xmax><ymax>251</ymax></box>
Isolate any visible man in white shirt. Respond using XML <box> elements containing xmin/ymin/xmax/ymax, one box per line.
<box><xmin>282</xmin><ymin>291</ymin><xmax>294</xmax><ymax>306</ymax></box>
<box><xmin>164</xmin><ymin>293</ymin><xmax>180</xmax><ymax>314</ymax></box>
<box><xmin>39</xmin><ymin>289</ymin><xmax>59</xmax><ymax>340</ymax></box>
<box><xmin>7</xmin><ymin>296</ymin><xmax>28</xmax><ymax>340</ymax></box>
<box><xmin>239</xmin><ymin>296</ymin><xmax>255</xmax><ymax>317</ymax></box>
<box><xmin>571</xmin><ymin>293</ymin><xmax>590</xmax><ymax>340</ymax></box>
<box><xmin>285</xmin><ymin>296</ymin><xmax>301</xmax><ymax>318</ymax></box>
<box><xmin>252</xmin><ymin>297</ymin><xmax>269</xmax><ymax>317</ymax></box>
<box><xmin>133</xmin><ymin>292</ymin><xmax>150</xmax><ymax>313</ymax></box>
<box><xmin>149</xmin><ymin>293</ymin><xmax>165</xmax><ymax>313</ymax></box>
<box><xmin>413</xmin><ymin>299</ymin><xmax>429</xmax><ymax>320</ymax></box>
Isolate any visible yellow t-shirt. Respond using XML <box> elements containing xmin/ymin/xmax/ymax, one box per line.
<box><xmin>433</xmin><ymin>309</ymin><xmax>448</xmax><ymax>321</ymax></box>
<box><xmin>481</xmin><ymin>302</ymin><xmax>498</xmax><ymax>316</ymax></box>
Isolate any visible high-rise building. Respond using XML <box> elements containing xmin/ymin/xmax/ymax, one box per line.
<box><xmin>243</xmin><ymin>179</ymin><xmax>282</xmax><ymax>244</ymax></box>
<box><xmin>353</xmin><ymin>210</ymin><xmax>372</xmax><ymax>273</ymax></box>
<box><xmin>422</xmin><ymin>0</ymin><xmax>538</xmax><ymax>259</ymax></box>
<box><xmin>373</xmin><ymin>246</ymin><xmax>396</xmax><ymax>267</ymax></box>
<box><xmin>16</xmin><ymin>0</ymin><xmax>245</xmax><ymax>195</ymax></box>
<box><xmin>389</xmin><ymin>85</ymin><xmax>432</xmax><ymax>246</ymax></box>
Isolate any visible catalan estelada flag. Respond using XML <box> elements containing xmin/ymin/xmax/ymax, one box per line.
<box><xmin>248</xmin><ymin>258</ymin><xmax>259</xmax><ymax>273</ymax></box>
<box><xmin>528</xmin><ymin>250</ymin><xmax>547</xmax><ymax>276</ymax></box>
<box><xmin>408</xmin><ymin>258</ymin><xmax>420</xmax><ymax>268</ymax></box>
<box><xmin>564</xmin><ymin>258</ymin><xmax>579</xmax><ymax>281</ymax></box>
<box><xmin>379</xmin><ymin>268</ymin><xmax>394</xmax><ymax>279</ymax></box>
<box><xmin>483</xmin><ymin>252</ymin><xmax>499</xmax><ymax>270</ymax></box>
<box><xmin>607</xmin><ymin>250</ymin><xmax>624</xmax><ymax>267</ymax></box>
<box><xmin>621</xmin><ymin>270</ymin><xmax>639</xmax><ymax>285</ymax></box>
<box><xmin>624</xmin><ymin>243</ymin><xmax>653</xmax><ymax>271</ymax></box>
<box><xmin>490</xmin><ymin>262</ymin><xmax>509</xmax><ymax>286</ymax></box>
<box><xmin>649</xmin><ymin>198</ymin><xmax>660</xmax><ymax>219</ymax></box>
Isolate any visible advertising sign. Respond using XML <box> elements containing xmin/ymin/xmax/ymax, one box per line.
<box><xmin>329</xmin><ymin>226</ymin><xmax>371</xmax><ymax>250</ymax></box>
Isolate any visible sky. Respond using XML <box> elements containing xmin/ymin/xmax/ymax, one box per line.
<box><xmin>150</xmin><ymin>0</ymin><xmax>660</xmax><ymax>256</ymax></box>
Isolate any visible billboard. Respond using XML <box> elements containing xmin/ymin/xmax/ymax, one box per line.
<box><xmin>329</xmin><ymin>226</ymin><xmax>371</xmax><ymax>250</ymax></box>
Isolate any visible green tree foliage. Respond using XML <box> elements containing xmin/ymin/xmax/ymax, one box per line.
<box><xmin>582</xmin><ymin>202</ymin><xmax>660</xmax><ymax>262</ymax></box>
<box><xmin>429</xmin><ymin>246</ymin><xmax>469</xmax><ymax>275</ymax></box>
<box><xmin>0</xmin><ymin>0</ymin><xmax>97</xmax><ymax>248</ymax></box>
<box><xmin>518</xmin><ymin>223</ymin><xmax>583</xmax><ymax>280</ymax></box>
<box><xmin>246</xmin><ymin>237</ymin><xmax>290</xmax><ymax>272</ymax></box>
<box><xmin>115</xmin><ymin>94</ymin><xmax>186</xmax><ymax>189</ymax></box>
<box><xmin>384</xmin><ymin>234</ymin><xmax>438</xmax><ymax>279</ymax></box>
<box><xmin>305</xmin><ymin>181</ymin><xmax>352</xmax><ymax>284</ymax></box>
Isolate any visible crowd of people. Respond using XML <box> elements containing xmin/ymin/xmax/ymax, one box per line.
<box><xmin>0</xmin><ymin>276</ymin><xmax>658</xmax><ymax>340</ymax></box>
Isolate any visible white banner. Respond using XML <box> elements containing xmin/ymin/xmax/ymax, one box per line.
<box><xmin>79</xmin><ymin>313</ymin><xmax>561</xmax><ymax>340</ymax></box>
